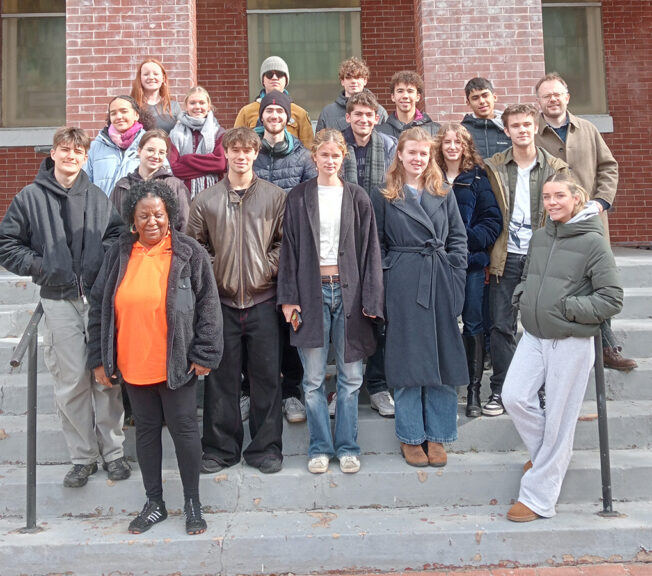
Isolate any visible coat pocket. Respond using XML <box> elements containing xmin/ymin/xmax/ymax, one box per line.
<box><xmin>176</xmin><ymin>275</ymin><xmax>194</xmax><ymax>313</ymax></box>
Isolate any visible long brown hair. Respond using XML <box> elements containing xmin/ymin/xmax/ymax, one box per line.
<box><xmin>433</xmin><ymin>122</ymin><xmax>484</xmax><ymax>174</ymax></box>
<box><xmin>130</xmin><ymin>58</ymin><xmax>173</xmax><ymax>115</ymax></box>
<box><xmin>382</xmin><ymin>127</ymin><xmax>445</xmax><ymax>201</ymax></box>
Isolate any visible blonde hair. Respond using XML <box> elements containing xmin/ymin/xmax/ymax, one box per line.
<box><xmin>433</xmin><ymin>123</ymin><xmax>484</xmax><ymax>174</ymax></box>
<box><xmin>311</xmin><ymin>129</ymin><xmax>348</xmax><ymax>157</ymax></box>
<box><xmin>382</xmin><ymin>127</ymin><xmax>445</xmax><ymax>202</ymax></box>
<box><xmin>183</xmin><ymin>86</ymin><xmax>212</xmax><ymax>109</ymax></box>
<box><xmin>544</xmin><ymin>173</ymin><xmax>590</xmax><ymax>217</ymax></box>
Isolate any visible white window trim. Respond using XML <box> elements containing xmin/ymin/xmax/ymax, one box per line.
<box><xmin>0</xmin><ymin>128</ymin><xmax>58</xmax><ymax>147</ymax></box>
<box><xmin>579</xmin><ymin>114</ymin><xmax>613</xmax><ymax>133</ymax></box>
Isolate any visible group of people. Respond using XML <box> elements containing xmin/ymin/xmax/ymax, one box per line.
<box><xmin>0</xmin><ymin>53</ymin><xmax>629</xmax><ymax>535</ymax></box>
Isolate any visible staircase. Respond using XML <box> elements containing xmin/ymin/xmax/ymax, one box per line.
<box><xmin>0</xmin><ymin>248</ymin><xmax>651</xmax><ymax>576</ymax></box>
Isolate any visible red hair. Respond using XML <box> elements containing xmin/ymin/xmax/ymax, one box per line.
<box><xmin>130</xmin><ymin>58</ymin><xmax>173</xmax><ymax>115</ymax></box>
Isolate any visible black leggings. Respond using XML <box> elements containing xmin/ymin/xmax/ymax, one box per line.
<box><xmin>126</xmin><ymin>379</ymin><xmax>201</xmax><ymax>502</ymax></box>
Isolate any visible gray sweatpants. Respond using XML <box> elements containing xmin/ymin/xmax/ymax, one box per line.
<box><xmin>41</xmin><ymin>297</ymin><xmax>125</xmax><ymax>465</ymax></box>
<box><xmin>502</xmin><ymin>330</ymin><xmax>594</xmax><ymax>518</ymax></box>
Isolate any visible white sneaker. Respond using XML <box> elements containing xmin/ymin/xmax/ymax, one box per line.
<box><xmin>308</xmin><ymin>455</ymin><xmax>330</xmax><ymax>474</ymax></box>
<box><xmin>369</xmin><ymin>390</ymin><xmax>395</xmax><ymax>417</ymax></box>
<box><xmin>240</xmin><ymin>394</ymin><xmax>250</xmax><ymax>422</ymax></box>
<box><xmin>327</xmin><ymin>391</ymin><xmax>337</xmax><ymax>418</ymax></box>
<box><xmin>339</xmin><ymin>455</ymin><xmax>360</xmax><ymax>474</ymax></box>
<box><xmin>282</xmin><ymin>397</ymin><xmax>307</xmax><ymax>423</ymax></box>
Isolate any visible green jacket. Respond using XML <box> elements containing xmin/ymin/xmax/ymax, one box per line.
<box><xmin>485</xmin><ymin>146</ymin><xmax>569</xmax><ymax>276</ymax></box>
<box><xmin>513</xmin><ymin>208</ymin><xmax>623</xmax><ymax>340</ymax></box>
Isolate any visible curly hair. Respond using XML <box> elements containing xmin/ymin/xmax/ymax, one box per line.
<box><xmin>123</xmin><ymin>179</ymin><xmax>178</xmax><ymax>231</ymax></box>
<box><xmin>433</xmin><ymin>123</ymin><xmax>484</xmax><ymax>174</ymax></box>
<box><xmin>338</xmin><ymin>56</ymin><xmax>369</xmax><ymax>81</ymax></box>
<box><xmin>382</xmin><ymin>127</ymin><xmax>445</xmax><ymax>202</ymax></box>
<box><xmin>389</xmin><ymin>71</ymin><xmax>425</xmax><ymax>96</ymax></box>
<box><xmin>106</xmin><ymin>95</ymin><xmax>155</xmax><ymax>131</ymax></box>
<box><xmin>130</xmin><ymin>58</ymin><xmax>174</xmax><ymax>115</ymax></box>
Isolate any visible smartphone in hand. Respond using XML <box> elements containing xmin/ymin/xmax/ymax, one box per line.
<box><xmin>290</xmin><ymin>309</ymin><xmax>303</xmax><ymax>333</ymax></box>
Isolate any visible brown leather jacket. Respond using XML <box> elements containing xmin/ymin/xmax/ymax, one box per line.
<box><xmin>186</xmin><ymin>175</ymin><xmax>286</xmax><ymax>309</ymax></box>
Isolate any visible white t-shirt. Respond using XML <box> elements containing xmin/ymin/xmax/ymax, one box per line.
<box><xmin>507</xmin><ymin>160</ymin><xmax>536</xmax><ymax>254</ymax></box>
<box><xmin>318</xmin><ymin>185</ymin><xmax>344</xmax><ymax>266</ymax></box>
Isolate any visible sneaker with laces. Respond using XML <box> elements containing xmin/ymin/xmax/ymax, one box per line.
<box><xmin>128</xmin><ymin>499</ymin><xmax>168</xmax><ymax>534</ymax></box>
<box><xmin>184</xmin><ymin>498</ymin><xmax>207</xmax><ymax>535</ymax></box>
<box><xmin>240</xmin><ymin>394</ymin><xmax>250</xmax><ymax>422</ymax></box>
<box><xmin>369</xmin><ymin>390</ymin><xmax>395</xmax><ymax>417</ymax></box>
<box><xmin>282</xmin><ymin>397</ymin><xmax>307</xmax><ymax>423</ymax></box>
<box><xmin>103</xmin><ymin>456</ymin><xmax>131</xmax><ymax>481</ymax></box>
<box><xmin>308</xmin><ymin>454</ymin><xmax>330</xmax><ymax>474</ymax></box>
<box><xmin>327</xmin><ymin>391</ymin><xmax>337</xmax><ymax>418</ymax></box>
<box><xmin>339</xmin><ymin>454</ymin><xmax>360</xmax><ymax>474</ymax></box>
<box><xmin>63</xmin><ymin>462</ymin><xmax>98</xmax><ymax>488</ymax></box>
<box><xmin>482</xmin><ymin>393</ymin><xmax>504</xmax><ymax>416</ymax></box>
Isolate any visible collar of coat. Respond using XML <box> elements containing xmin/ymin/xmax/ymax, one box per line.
<box><xmin>390</xmin><ymin>185</ymin><xmax>450</xmax><ymax>238</ymax></box>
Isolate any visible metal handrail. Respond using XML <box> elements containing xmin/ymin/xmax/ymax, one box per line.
<box><xmin>10</xmin><ymin>301</ymin><xmax>44</xmax><ymax>533</ymax></box>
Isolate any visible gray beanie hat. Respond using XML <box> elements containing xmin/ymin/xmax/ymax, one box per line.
<box><xmin>260</xmin><ymin>56</ymin><xmax>290</xmax><ymax>87</ymax></box>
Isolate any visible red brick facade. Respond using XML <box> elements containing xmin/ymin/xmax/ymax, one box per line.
<box><xmin>0</xmin><ymin>149</ymin><xmax>42</xmax><ymax>213</ymax></box>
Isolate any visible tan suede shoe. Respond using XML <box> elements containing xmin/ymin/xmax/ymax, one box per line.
<box><xmin>400</xmin><ymin>443</ymin><xmax>429</xmax><ymax>467</ymax></box>
<box><xmin>507</xmin><ymin>501</ymin><xmax>541</xmax><ymax>522</ymax></box>
<box><xmin>523</xmin><ymin>460</ymin><xmax>533</xmax><ymax>473</ymax></box>
<box><xmin>426</xmin><ymin>441</ymin><xmax>447</xmax><ymax>467</ymax></box>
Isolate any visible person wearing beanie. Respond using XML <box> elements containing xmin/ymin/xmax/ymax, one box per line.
<box><xmin>234</xmin><ymin>56</ymin><xmax>314</xmax><ymax>149</ymax></box>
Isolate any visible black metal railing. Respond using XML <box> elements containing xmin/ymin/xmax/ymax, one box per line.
<box><xmin>10</xmin><ymin>301</ymin><xmax>44</xmax><ymax>533</ymax></box>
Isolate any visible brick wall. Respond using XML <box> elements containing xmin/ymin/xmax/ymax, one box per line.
<box><xmin>600</xmin><ymin>0</ymin><xmax>651</xmax><ymax>244</ymax></box>
<box><xmin>65</xmin><ymin>0</ymin><xmax>197</xmax><ymax>135</ymax></box>
<box><xmin>196</xmin><ymin>0</ymin><xmax>248</xmax><ymax>128</ymax></box>
<box><xmin>361</xmin><ymin>0</ymin><xmax>418</xmax><ymax>113</ymax></box>
<box><xmin>0</xmin><ymin>150</ymin><xmax>43</xmax><ymax>215</ymax></box>
<box><xmin>415</xmin><ymin>0</ymin><xmax>546</xmax><ymax>121</ymax></box>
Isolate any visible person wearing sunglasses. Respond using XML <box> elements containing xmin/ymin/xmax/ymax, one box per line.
<box><xmin>234</xmin><ymin>56</ymin><xmax>314</xmax><ymax>149</ymax></box>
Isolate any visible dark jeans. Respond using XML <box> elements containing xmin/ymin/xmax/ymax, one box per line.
<box><xmin>462</xmin><ymin>268</ymin><xmax>485</xmax><ymax>336</ymax></box>
<box><xmin>202</xmin><ymin>300</ymin><xmax>282</xmax><ymax>468</ymax></box>
<box><xmin>126</xmin><ymin>379</ymin><xmax>201</xmax><ymax>501</ymax></box>
<box><xmin>364</xmin><ymin>322</ymin><xmax>387</xmax><ymax>396</ymax></box>
<box><xmin>489</xmin><ymin>252</ymin><xmax>527</xmax><ymax>394</ymax></box>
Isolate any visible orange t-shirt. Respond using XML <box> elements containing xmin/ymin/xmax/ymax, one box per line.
<box><xmin>115</xmin><ymin>235</ymin><xmax>172</xmax><ymax>385</ymax></box>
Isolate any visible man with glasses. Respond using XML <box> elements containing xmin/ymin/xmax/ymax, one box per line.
<box><xmin>535</xmin><ymin>73</ymin><xmax>636</xmax><ymax>372</ymax></box>
<box><xmin>234</xmin><ymin>56</ymin><xmax>314</xmax><ymax>149</ymax></box>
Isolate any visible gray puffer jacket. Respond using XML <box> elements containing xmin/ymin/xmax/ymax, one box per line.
<box><xmin>513</xmin><ymin>204</ymin><xmax>623</xmax><ymax>340</ymax></box>
<box><xmin>316</xmin><ymin>90</ymin><xmax>388</xmax><ymax>133</ymax></box>
<box><xmin>88</xmin><ymin>230</ymin><xmax>223</xmax><ymax>389</ymax></box>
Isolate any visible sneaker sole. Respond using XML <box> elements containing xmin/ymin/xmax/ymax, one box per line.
<box><xmin>284</xmin><ymin>413</ymin><xmax>307</xmax><ymax>423</ymax></box>
<box><xmin>308</xmin><ymin>465</ymin><xmax>329</xmax><ymax>474</ymax></box>
<box><xmin>340</xmin><ymin>465</ymin><xmax>360</xmax><ymax>474</ymax></box>
<box><xmin>370</xmin><ymin>405</ymin><xmax>395</xmax><ymax>418</ymax></box>
<box><xmin>481</xmin><ymin>407</ymin><xmax>505</xmax><ymax>416</ymax></box>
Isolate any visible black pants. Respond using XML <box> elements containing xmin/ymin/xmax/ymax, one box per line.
<box><xmin>126</xmin><ymin>379</ymin><xmax>201</xmax><ymax>502</ymax></box>
<box><xmin>202</xmin><ymin>300</ymin><xmax>283</xmax><ymax>468</ymax></box>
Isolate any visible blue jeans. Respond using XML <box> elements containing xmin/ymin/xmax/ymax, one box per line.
<box><xmin>394</xmin><ymin>385</ymin><xmax>458</xmax><ymax>445</ymax></box>
<box><xmin>298</xmin><ymin>283</ymin><xmax>363</xmax><ymax>459</ymax></box>
<box><xmin>461</xmin><ymin>268</ymin><xmax>485</xmax><ymax>336</ymax></box>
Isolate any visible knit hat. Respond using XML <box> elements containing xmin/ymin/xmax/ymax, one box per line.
<box><xmin>259</xmin><ymin>90</ymin><xmax>292</xmax><ymax>121</ymax></box>
<box><xmin>260</xmin><ymin>56</ymin><xmax>290</xmax><ymax>87</ymax></box>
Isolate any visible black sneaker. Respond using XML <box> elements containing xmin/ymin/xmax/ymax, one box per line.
<box><xmin>103</xmin><ymin>457</ymin><xmax>131</xmax><ymax>481</ymax></box>
<box><xmin>184</xmin><ymin>498</ymin><xmax>207</xmax><ymax>535</ymax></box>
<box><xmin>258</xmin><ymin>456</ymin><xmax>282</xmax><ymax>474</ymax></box>
<box><xmin>128</xmin><ymin>499</ymin><xmax>168</xmax><ymax>534</ymax></box>
<box><xmin>200</xmin><ymin>454</ymin><xmax>225</xmax><ymax>474</ymax></box>
<box><xmin>482</xmin><ymin>393</ymin><xmax>504</xmax><ymax>416</ymax></box>
<box><xmin>63</xmin><ymin>462</ymin><xmax>98</xmax><ymax>487</ymax></box>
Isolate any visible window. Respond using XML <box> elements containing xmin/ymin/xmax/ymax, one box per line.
<box><xmin>541</xmin><ymin>1</ymin><xmax>607</xmax><ymax>114</ymax></box>
<box><xmin>1</xmin><ymin>0</ymin><xmax>66</xmax><ymax>127</ymax></box>
<box><xmin>247</xmin><ymin>1</ymin><xmax>361</xmax><ymax>120</ymax></box>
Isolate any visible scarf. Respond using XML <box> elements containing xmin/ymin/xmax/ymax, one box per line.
<box><xmin>343</xmin><ymin>130</ymin><xmax>388</xmax><ymax>194</ymax></box>
<box><xmin>108</xmin><ymin>121</ymin><xmax>143</xmax><ymax>149</ymax></box>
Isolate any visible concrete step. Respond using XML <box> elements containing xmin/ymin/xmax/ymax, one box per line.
<box><xmin>0</xmin><ymin>273</ymin><xmax>39</xmax><ymax>305</ymax></box>
<box><xmin>1</xmin><ymin>400</ymin><xmax>651</xmax><ymax>465</ymax></box>
<box><xmin>1</xmin><ymin>448</ymin><xmax>650</xmax><ymax>518</ymax></box>
<box><xmin>0</xmin><ymin>338</ymin><xmax>47</xmax><ymax>374</ymax></box>
<box><xmin>620</xmin><ymin>287</ymin><xmax>652</xmax><ymax>319</ymax></box>
<box><xmin>0</xmin><ymin>500</ymin><xmax>650</xmax><ymax>576</ymax></box>
<box><xmin>609</xmin><ymin>318</ymin><xmax>652</xmax><ymax>358</ymax></box>
<box><xmin>613</xmin><ymin>246</ymin><xmax>652</xmax><ymax>287</ymax></box>
<box><xmin>0</xmin><ymin>304</ymin><xmax>36</xmax><ymax>339</ymax></box>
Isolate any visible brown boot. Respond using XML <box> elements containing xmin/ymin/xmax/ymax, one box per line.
<box><xmin>507</xmin><ymin>501</ymin><xmax>541</xmax><ymax>522</ymax></box>
<box><xmin>603</xmin><ymin>346</ymin><xmax>637</xmax><ymax>371</ymax></box>
<box><xmin>400</xmin><ymin>443</ymin><xmax>429</xmax><ymax>467</ymax></box>
<box><xmin>426</xmin><ymin>442</ymin><xmax>447</xmax><ymax>467</ymax></box>
<box><xmin>523</xmin><ymin>460</ymin><xmax>533</xmax><ymax>473</ymax></box>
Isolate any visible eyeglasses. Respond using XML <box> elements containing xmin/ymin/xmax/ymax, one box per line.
<box><xmin>538</xmin><ymin>91</ymin><xmax>568</xmax><ymax>101</ymax></box>
<box><xmin>264</xmin><ymin>71</ymin><xmax>285</xmax><ymax>80</ymax></box>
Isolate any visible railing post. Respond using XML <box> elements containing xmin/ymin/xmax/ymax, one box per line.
<box><xmin>594</xmin><ymin>335</ymin><xmax>618</xmax><ymax>517</ymax></box>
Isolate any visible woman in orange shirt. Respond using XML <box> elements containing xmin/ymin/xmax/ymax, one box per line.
<box><xmin>88</xmin><ymin>180</ymin><xmax>223</xmax><ymax>535</ymax></box>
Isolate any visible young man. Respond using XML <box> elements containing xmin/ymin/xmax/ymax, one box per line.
<box><xmin>234</xmin><ymin>56</ymin><xmax>314</xmax><ymax>149</ymax></box>
<box><xmin>462</xmin><ymin>77</ymin><xmax>512</xmax><ymax>159</ymax></box>
<box><xmin>534</xmin><ymin>73</ymin><xmax>635</xmax><ymax>371</ymax></box>
<box><xmin>377</xmin><ymin>71</ymin><xmax>440</xmax><ymax>138</ymax></box>
<box><xmin>248</xmin><ymin>90</ymin><xmax>316</xmax><ymax>424</ymax></box>
<box><xmin>339</xmin><ymin>90</ymin><xmax>396</xmax><ymax>418</ymax></box>
<box><xmin>186</xmin><ymin>127</ymin><xmax>286</xmax><ymax>474</ymax></box>
<box><xmin>0</xmin><ymin>127</ymin><xmax>128</xmax><ymax>487</ymax></box>
<box><xmin>484</xmin><ymin>104</ymin><xmax>569</xmax><ymax>416</ymax></box>
<box><xmin>316</xmin><ymin>56</ymin><xmax>388</xmax><ymax>133</ymax></box>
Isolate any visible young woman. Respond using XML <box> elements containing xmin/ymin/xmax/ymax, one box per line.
<box><xmin>112</xmin><ymin>129</ymin><xmax>191</xmax><ymax>231</ymax></box>
<box><xmin>502</xmin><ymin>173</ymin><xmax>623</xmax><ymax>522</ymax></box>
<box><xmin>277</xmin><ymin>129</ymin><xmax>384</xmax><ymax>475</ymax></box>
<box><xmin>168</xmin><ymin>86</ymin><xmax>227</xmax><ymax>199</ymax></box>
<box><xmin>433</xmin><ymin>123</ymin><xmax>502</xmax><ymax>418</ymax></box>
<box><xmin>85</xmin><ymin>95</ymin><xmax>154</xmax><ymax>196</ymax></box>
<box><xmin>131</xmin><ymin>58</ymin><xmax>181</xmax><ymax>134</ymax></box>
<box><xmin>371</xmin><ymin>127</ymin><xmax>468</xmax><ymax>468</ymax></box>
